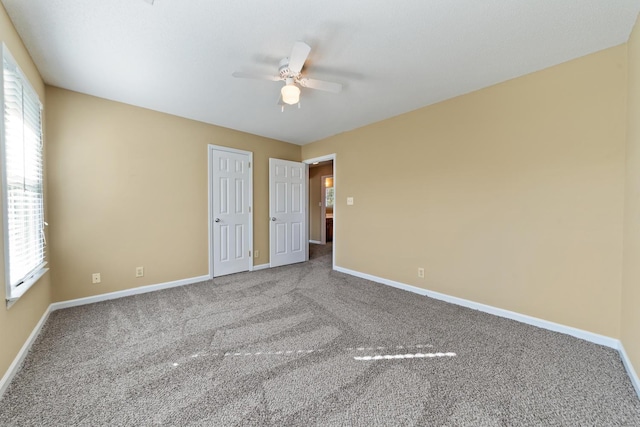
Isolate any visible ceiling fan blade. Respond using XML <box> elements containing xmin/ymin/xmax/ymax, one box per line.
<box><xmin>288</xmin><ymin>42</ymin><xmax>311</xmax><ymax>74</ymax></box>
<box><xmin>298</xmin><ymin>78</ymin><xmax>342</xmax><ymax>94</ymax></box>
<box><xmin>232</xmin><ymin>71</ymin><xmax>281</xmax><ymax>81</ymax></box>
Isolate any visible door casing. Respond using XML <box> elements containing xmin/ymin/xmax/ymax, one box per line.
<box><xmin>303</xmin><ymin>154</ymin><xmax>336</xmax><ymax>270</ymax></box>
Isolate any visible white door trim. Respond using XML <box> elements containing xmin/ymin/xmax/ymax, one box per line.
<box><xmin>303</xmin><ymin>154</ymin><xmax>336</xmax><ymax>270</ymax></box>
<box><xmin>208</xmin><ymin>144</ymin><xmax>253</xmax><ymax>278</ymax></box>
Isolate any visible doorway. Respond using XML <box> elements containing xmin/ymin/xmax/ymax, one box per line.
<box><xmin>305</xmin><ymin>154</ymin><xmax>336</xmax><ymax>269</ymax></box>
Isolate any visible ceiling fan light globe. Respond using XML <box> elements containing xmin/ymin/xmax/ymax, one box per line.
<box><xmin>281</xmin><ymin>84</ymin><xmax>300</xmax><ymax>105</ymax></box>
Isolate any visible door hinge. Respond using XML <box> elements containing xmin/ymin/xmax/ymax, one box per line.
<box><xmin>249</xmin><ymin>250</ymin><xmax>251</xmax><ymax>257</ymax></box>
<box><xmin>249</xmin><ymin>206</ymin><xmax>251</xmax><ymax>213</ymax></box>
<box><xmin>248</xmin><ymin>162</ymin><xmax>251</xmax><ymax>168</ymax></box>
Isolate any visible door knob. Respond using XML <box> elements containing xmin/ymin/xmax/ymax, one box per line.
<box><xmin>215</xmin><ymin>218</ymin><xmax>221</xmax><ymax>222</ymax></box>
<box><xmin>271</xmin><ymin>217</ymin><xmax>276</xmax><ymax>221</ymax></box>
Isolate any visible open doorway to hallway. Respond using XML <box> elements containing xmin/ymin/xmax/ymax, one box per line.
<box><xmin>307</xmin><ymin>158</ymin><xmax>334</xmax><ymax>263</ymax></box>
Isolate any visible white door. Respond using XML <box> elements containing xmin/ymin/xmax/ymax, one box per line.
<box><xmin>269</xmin><ymin>158</ymin><xmax>308</xmax><ymax>267</ymax></box>
<box><xmin>211</xmin><ymin>147</ymin><xmax>252</xmax><ymax>277</ymax></box>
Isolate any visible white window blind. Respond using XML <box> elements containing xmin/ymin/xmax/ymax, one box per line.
<box><xmin>1</xmin><ymin>44</ymin><xmax>47</xmax><ymax>303</ymax></box>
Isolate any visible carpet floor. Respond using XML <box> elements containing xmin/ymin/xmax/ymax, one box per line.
<box><xmin>1</xmin><ymin>243</ymin><xmax>639</xmax><ymax>426</ymax></box>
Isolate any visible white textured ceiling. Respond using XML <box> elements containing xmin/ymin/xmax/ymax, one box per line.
<box><xmin>2</xmin><ymin>0</ymin><xmax>640</xmax><ymax>145</ymax></box>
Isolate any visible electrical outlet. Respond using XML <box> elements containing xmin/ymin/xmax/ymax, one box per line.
<box><xmin>254</xmin><ymin>250</ymin><xmax>259</xmax><ymax>258</ymax></box>
<box><xmin>136</xmin><ymin>266</ymin><xmax>144</xmax><ymax>278</ymax></box>
<box><xmin>92</xmin><ymin>273</ymin><xmax>101</xmax><ymax>284</ymax></box>
<box><xmin>418</xmin><ymin>268</ymin><xmax>425</xmax><ymax>278</ymax></box>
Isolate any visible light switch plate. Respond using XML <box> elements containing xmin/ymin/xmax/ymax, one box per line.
<box><xmin>347</xmin><ymin>197</ymin><xmax>354</xmax><ymax>205</ymax></box>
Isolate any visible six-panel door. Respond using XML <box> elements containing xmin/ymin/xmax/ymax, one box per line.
<box><xmin>269</xmin><ymin>158</ymin><xmax>307</xmax><ymax>267</ymax></box>
<box><xmin>212</xmin><ymin>149</ymin><xmax>251</xmax><ymax>276</ymax></box>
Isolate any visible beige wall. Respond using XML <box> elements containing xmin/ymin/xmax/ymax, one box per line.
<box><xmin>623</xmin><ymin>14</ymin><xmax>640</xmax><ymax>381</ymax></box>
<box><xmin>309</xmin><ymin>163</ymin><xmax>333</xmax><ymax>242</ymax></box>
<box><xmin>1</xmin><ymin>0</ymin><xmax>638</xmax><ymax>392</ymax></box>
<box><xmin>303</xmin><ymin>45</ymin><xmax>627</xmax><ymax>338</ymax></box>
<box><xmin>46</xmin><ymin>87</ymin><xmax>300</xmax><ymax>302</ymax></box>
<box><xmin>0</xmin><ymin>4</ymin><xmax>52</xmax><ymax>381</ymax></box>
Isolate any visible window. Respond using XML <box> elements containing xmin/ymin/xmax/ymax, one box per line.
<box><xmin>324</xmin><ymin>176</ymin><xmax>334</xmax><ymax>208</ymax></box>
<box><xmin>325</xmin><ymin>187</ymin><xmax>334</xmax><ymax>208</ymax></box>
<box><xmin>1</xmin><ymin>44</ymin><xmax>47</xmax><ymax>304</ymax></box>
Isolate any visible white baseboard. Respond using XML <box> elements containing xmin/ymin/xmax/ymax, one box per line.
<box><xmin>309</xmin><ymin>240</ymin><xmax>322</xmax><ymax>244</ymax></box>
<box><xmin>4</xmin><ymin>266</ymin><xmax>639</xmax><ymax>402</ymax></box>
<box><xmin>1</xmin><ymin>274</ymin><xmax>211</xmax><ymax>399</ymax></box>
<box><xmin>334</xmin><ymin>265</ymin><xmax>640</xmax><ymax>400</ymax></box>
<box><xmin>0</xmin><ymin>304</ymin><xmax>52</xmax><ymax>397</ymax></box>
<box><xmin>50</xmin><ymin>275</ymin><xmax>210</xmax><ymax>311</ymax></box>
<box><xmin>619</xmin><ymin>342</ymin><xmax>640</xmax><ymax>398</ymax></box>
<box><xmin>334</xmin><ymin>266</ymin><xmax>620</xmax><ymax>349</ymax></box>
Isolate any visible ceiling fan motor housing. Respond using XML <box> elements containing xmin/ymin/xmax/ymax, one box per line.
<box><xmin>279</xmin><ymin>58</ymin><xmax>298</xmax><ymax>80</ymax></box>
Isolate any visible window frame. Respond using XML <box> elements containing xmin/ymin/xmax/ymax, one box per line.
<box><xmin>0</xmin><ymin>43</ymin><xmax>48</xmax><ymax>306</ymax></box>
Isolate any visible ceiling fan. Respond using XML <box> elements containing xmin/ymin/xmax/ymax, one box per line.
<box><xmin>232</xmin><ymin>41</ymin><xmax>343</xmax><ymax>109</ymax></box>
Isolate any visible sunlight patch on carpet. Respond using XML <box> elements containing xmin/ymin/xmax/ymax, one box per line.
<box><xmin>169</xmin><ymin>344</ymin><xmax>450</xmax><ymax>368</ymax></box>
<box><xmin>354</xmin><ymin>352</ymin><xmax>457</xmax><ymax>361</ymax></box>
